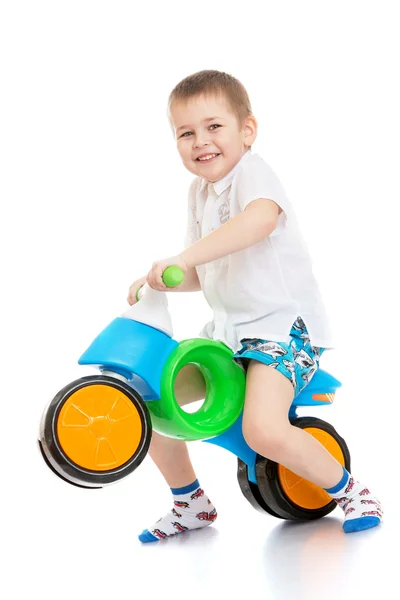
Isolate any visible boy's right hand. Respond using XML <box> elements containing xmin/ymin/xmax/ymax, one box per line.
<box><xmin>127</xmin><ymin>275</ymin><xmax>147</xmax><ymax>305</ymax></box>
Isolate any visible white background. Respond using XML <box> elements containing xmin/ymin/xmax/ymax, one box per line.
<box><xmin>1</xmin><ymin>1</ymin><xmax>399</xmax><ymax>598</ymax></box>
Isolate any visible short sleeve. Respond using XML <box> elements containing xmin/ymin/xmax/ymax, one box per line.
<box><xmin>234</xmin><ymin>155</ymin><xmax>290</xmax><ymax>236</ymax></box>
<box><xmin>184</xmin><ymin>177</ymin><xmax>201</xmax><ymax>248</ymax></box>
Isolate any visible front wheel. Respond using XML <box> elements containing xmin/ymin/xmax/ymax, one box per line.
<box><xmin>39</xmin><ymin>375</ymin><xmax>152</xmax><ymax>488</ymax></box>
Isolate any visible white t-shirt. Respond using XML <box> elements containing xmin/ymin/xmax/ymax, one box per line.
<box><xmin>185</xmin><ymin>150</ymin><xmax>334</xmax><ymax>352</ymax></box>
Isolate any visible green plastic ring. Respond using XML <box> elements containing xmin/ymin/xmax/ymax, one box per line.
<box><xmin>146</xmin><ymin>338</ymin><xmax>246</xmax><ymax>441</ymax></box>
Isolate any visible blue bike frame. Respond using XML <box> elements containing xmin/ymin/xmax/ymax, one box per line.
<box><xmin>79</xmin><ymin>317</ymin><xmax>341</xmax><ymax>485</ymax></box>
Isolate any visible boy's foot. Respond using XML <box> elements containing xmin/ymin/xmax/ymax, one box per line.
<box><xmin>325</xmin><ymin>468</ymin><xmax>383</xmax><ymax>533</ymax></box>
<box><xmin>138</xmin><ymin>479</ymin><xmax>217</xmax><ymax>543</ymax></box>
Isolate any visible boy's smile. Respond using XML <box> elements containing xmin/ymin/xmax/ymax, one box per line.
<box><xmin>196</xmin><ymin>152</ymin><xmax>220</xmax><ymax>163</ymax></box>
<box><xmin>170</xmin><ymin>95</ymin><xmax>257</xmax><ymax>183</ymax></box>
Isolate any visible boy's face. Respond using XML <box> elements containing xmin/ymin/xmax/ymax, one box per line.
<box><xmin>170</xmin><ymin>94</ymin><xmax>257</xmax><ymax>182</ymax></box>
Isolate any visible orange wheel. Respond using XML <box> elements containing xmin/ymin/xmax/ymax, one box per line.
<box><xmin>39</xmin><ymin>375</ymin><xmax>151</xmax><ymax>487</ymax></box>
<box><xmin>255</xmin><ymin>417</ymin><xmax>351</xmax><ymax>520</ymax></box>
<box><xmin>278</xmin><ymin>426</ymin><xmax>346</xmax><ymax>510</ymax></box>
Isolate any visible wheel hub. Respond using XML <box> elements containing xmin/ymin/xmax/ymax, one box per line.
<box><xmin>89</xmin><ymin>416</ymin><xmax>112</xmax><ymax>439</ymax></box>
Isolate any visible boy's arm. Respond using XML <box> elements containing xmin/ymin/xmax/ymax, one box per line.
<box><xmin>145</xmin><ymin>198</ymin><xmax>280</xmax><ymax>292</ymax></box>
<box><xmin>168</xmin><ymin>266</ymin><xmax>201</xmax><ymax>292</ymax></box>
<box><xmin>181</xmin><ymin>198</ymin><xmax>280</xmax><ymax>269</ymax></box>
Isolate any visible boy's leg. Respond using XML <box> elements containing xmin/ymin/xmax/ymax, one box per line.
<box><xmin>242</xmin><ymin>360</ymin><xmax>382</xmax><ymax>532</ymax></box>
<box><xmin>139</xmin><ymin>365</ymin><xmax>218</xmax><ymax>543</ymax></box>
<box><xmin>147</xmin><ymin>432</ymin><xmax>197</xmax><ymax>488</ymax></box>
<box><xmin>147</xmin><ymin>364</ymin><xmax>206</xmax><ymax>488</ymax></box>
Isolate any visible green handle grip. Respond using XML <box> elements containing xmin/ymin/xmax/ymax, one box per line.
<box><xmin>162</xmin><ymin>265</ymin><xmax>185</xmax><ymax>287</ymax></box>
<box><xmin>135</xmin><ymin>266</ymin><xmax>185</xmax><ymax>302</ymax></box>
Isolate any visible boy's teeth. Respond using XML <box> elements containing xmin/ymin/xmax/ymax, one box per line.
<box><xmin>199</xmin><ymin>154</ymin><xmax>217</xmax><ymax>160</ymax></box>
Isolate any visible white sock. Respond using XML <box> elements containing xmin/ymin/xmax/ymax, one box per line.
<box><xmin>139</xmin><ymin>479</ymin><xmax>217</xmax><ymax>543</ymax></box>
<box><xmin>325</xmin><ymin>468</ymin><xmax>383</xmax><ymax>533</ymax></box>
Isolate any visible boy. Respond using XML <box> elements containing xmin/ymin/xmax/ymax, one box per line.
<box><xmin>128</xmin><ymin>70</ymin><xmax>382</xmax><ymax>542</ymax></box>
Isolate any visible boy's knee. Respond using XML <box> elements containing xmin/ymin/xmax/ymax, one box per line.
<box><xmin>242</xmin><ymin>420</ymin><xmax>289</xmax><ymax>460</ymax></box>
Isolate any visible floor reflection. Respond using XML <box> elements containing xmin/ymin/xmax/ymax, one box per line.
<box><xmin>138</xmin><ymin>525</ymin><xmax>222</xmax><ymax>584</ymax></box>
<box><xmin>263</xmin><ymin>516</ymin><xmax>382</xmax><ymax>600</ymax></box>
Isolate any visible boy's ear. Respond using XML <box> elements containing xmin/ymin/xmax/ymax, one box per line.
<box><xmin>243</xmin><ymin>115</ymin><xmax>258</xmax><ymax>147</ymax></box>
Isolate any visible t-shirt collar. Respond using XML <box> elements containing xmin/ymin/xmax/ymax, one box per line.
<box><xmin>199</xmin><ymin>150</ymin><xmax>252</xmax><ymax>196</ymax></box>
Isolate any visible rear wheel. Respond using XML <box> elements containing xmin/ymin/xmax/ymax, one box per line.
<box><xmin>237</xmin><ymin>458</ymin><xmax>283</xmax><ymax>518</ymax></box>
<box><xmin>39</xmin><ymin>375</ymin><xmax>151</xmax><ymax>488</ymax></box>
<box><xmin>255</xmin><ymin>417</ymin><xmax>351</xmax><ymax>520</ymax></box>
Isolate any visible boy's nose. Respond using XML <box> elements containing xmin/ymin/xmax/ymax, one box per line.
<box><xmin>193</xmin><ymin>135</ymin><xmax>210</xmax><ymax>148</ymax></box>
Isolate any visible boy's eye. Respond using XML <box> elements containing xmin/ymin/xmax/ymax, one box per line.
<box><xmin>179</xmin><ymin>124</ymin><xmax>221</xmax><ymax>138</ymax></box>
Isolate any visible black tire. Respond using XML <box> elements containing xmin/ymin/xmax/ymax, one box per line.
<box><xmin>39</xmin><ymin>375</ymin><xmax>152</xmax><ymax>488</ymax></box>
<box><xmin>237</xmin><ymin>458</ymin><xmax>284</xmax><ymax>518</ymax></box>
<box><xmin>37</xmin><ymin>439</ymin><xmax>101</xmax><ymax>489</ymax></box>
<box><xmin>255</xmin><ymin>417</ymin><xmax>351</xmax><ymax>520</ymax></box>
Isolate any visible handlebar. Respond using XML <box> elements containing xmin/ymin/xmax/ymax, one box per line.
<box><xmin>136</xmin><ymin>266</ymin><xmax>185</xmax><ymax>302</ymax></box>
<box><xmin>162</xmin><ymin>265</ymin><xmax>185</xmax><ymax>287</ymax></box>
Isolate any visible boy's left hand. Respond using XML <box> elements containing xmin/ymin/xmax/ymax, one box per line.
<box><xmin>146</xmin><ymin>254</ymin><xmax>189</xmax><ymax>291</ymax></box>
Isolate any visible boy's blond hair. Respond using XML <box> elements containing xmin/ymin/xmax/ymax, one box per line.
<box><xmin>168</xmin><ymin>70</ymin><xmax>253</xmax><ymax>127</ymax></box>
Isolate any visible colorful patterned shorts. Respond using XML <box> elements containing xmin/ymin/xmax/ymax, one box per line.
<box><xmin>232</xmin><ymin>317</ymin><xmax>325</xmax><ymax>398</ymax></box>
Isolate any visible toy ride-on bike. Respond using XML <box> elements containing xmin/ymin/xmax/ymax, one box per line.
<box><xmin>38</xmin><ymin>266</ymin><xmax>350</xmax><ymax>521</ymax></box>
